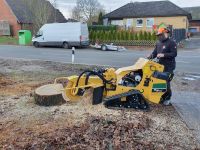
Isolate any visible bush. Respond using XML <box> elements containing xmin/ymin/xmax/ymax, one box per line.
<box><xmin>147</xmin><ymin>32</ymin><xmax>151</xmax><ymax>40</ymax></box>
<box><xmin>112</xmin><ymin>31</ymin><xmax>117</xmax><ymax>40</ymax></box>
<box><xmin>89</xmin><ymin>30</ymin><xmax>93</xmax><ymax>40</ymax></box>
<box><xmin>151</xmin><ymin>32</ymin><xmax>157</xmax><ymax>41</ymax></box>
<box><xmin>143</xmin><ymin>31</ymin><xmax>148</xmax><ymax>40</ymax></box>
<box><xmin>129</xmin><ymin>32</ymin><xmax>132</xmax><ymax>40</ymax></box>
<box><xmin>135</xmin><ymin>33</ymin><xmax>138</xmax><ymax>40</ymax></box>
<box><xmin>101</xmin><ymin>30</ymin><xmax>105</xmax><ymax>40</ymax></box>
<box><xmin>117</xmin><ymin>31</ymin><xmax>121</xmax><ymax>40</ymax></box>
<box><xmin>105</xmin><ymin>31</ymin><xmax>109</xmax><ymax>40</ymax></box>
<box><xmin>93</xmin><ymin>31</ymin><xmax>97</xmax><ymax>41</ymax></box>
<box><xmin>108</xmin><ymin>31</ymin><xmax>112</xmax><ymax>40</ymax></box>
<box><xmin>102</xmin><ymin>31</ymin><xmax>106</xmax><ymax>40</ymax></box>
<box><xmin>120</xmin><ymin>31</ymin><xmax>124</xmax><ymax>40</ymax></box>
<box><xmin>138</xmin><ymin>31</ymin><xmax>144</xmax><ymax>40</ymax></box>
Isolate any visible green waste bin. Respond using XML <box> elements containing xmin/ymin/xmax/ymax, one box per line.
<box><xmin>18</xmin><ymin>30</ymin><xmax>32</xmax><ymax>45</ymax></box>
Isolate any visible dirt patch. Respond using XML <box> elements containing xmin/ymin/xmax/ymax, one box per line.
<box><xmin>0</xmin><ymin>74</ymin><xmax>49</xmax><ymax>96</ymax></box>
<box><xmin>0</xmin><ymin>58</ymin><xmax>199</xmax><ymax>149</ymax></box>
<box><xmin>0</xmin><ymin>74</ymin><xmax>16</xmax><ymax>88</ymax></box>
<box><xmin>1</xmin><ymin>114</ymin><xmax>151</xmax><ymax>149</ymax></box>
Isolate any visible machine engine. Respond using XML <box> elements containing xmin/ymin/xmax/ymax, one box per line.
<box><xmin>120</xmin><ymin>70</ymin><xmax>143</xmax><ymax>87</ymax></box>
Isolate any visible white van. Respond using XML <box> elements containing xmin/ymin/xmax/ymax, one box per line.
<box><xmin>32</xmin><ymin>22</ymin><xmax>89</xmax><ymax>48</ymax></box>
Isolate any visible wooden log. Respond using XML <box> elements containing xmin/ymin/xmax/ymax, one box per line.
<box><xmin>34</xmin><ymin>84</ymin><xmax>66</xmax><ymax>106</ymax></box>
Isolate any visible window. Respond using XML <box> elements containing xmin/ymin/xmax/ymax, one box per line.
<box><xmin>126</xmin><ymin>19</ymin><xmax>133</xmax><ymax>28</ymax></box>
<box><xmin>146</xmin><ymin>18</ymin><xmax>154</xmax><ymax>27</ymax></box>
<box><xmin>111</xmin><ymin>20</ymin><xmax>123</xmax><ymax>26</ymax></box>
<box><xmin>36</xmin><ymin>30</ymin><xmax>43</xmax><ymax>37</ymax></box>
<box><xmin>136</xmin><ymin>19</ymin><xmax>143</xmax><ymax>27</ymax></box>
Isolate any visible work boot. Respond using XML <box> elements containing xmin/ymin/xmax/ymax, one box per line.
<box><xmin>162</xmin><ymin>100</ymin><xmax>172</xmax><ymax>106</ymax></box>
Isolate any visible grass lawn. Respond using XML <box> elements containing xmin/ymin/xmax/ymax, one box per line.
<box><xmin>0</xmin><ymin>36</ymin><xmax>18</xmax><ymax>45</ymax></box>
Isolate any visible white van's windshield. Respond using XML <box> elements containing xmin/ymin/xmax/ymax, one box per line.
<box><xmin>35</xmin><ymin>30</ymin><xmax>43</xmax><ymax>37</ymax></box>
<box><xmin>81</xmin><ymin>24</ymin><xmax>89</xmax><ymax>36</ymax></box>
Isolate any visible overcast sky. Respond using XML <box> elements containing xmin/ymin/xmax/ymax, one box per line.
<box><xmin>49</xmin><ymin>0</ymin><xmax>200</xmax><ymax>19</ymax></box>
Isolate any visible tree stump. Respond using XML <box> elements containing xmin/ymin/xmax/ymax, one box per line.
<box><xmin>34</xmin><ymin>84</ymin><xmax>66</xmax><ymax>106</ymax></box>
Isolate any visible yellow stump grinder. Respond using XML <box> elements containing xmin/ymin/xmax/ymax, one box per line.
<box><xmin>34</xmin><ymin>58</ymin><xmax>172</xmax><ymax>111</ymax></box>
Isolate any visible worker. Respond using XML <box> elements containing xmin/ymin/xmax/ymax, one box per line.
<box><xmin>148</xmin><ymin>27</ymin><xmax>177</xmax><ymax>106</ymax></box>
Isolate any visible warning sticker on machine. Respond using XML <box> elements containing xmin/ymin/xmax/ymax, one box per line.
<box><xmin>152</xmin><ymin>83</ymin><xmax>167</xmax><ymax>92</ymax></box>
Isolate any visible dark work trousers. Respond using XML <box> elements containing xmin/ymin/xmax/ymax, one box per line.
<box><xmin>161</xmin><ymin>67</ymin><xmax>174</xmax><ymax>102</ymax></box>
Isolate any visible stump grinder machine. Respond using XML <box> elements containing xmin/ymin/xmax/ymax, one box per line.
<box><xmin>35</xmin><ymin>58</ymin><xmax>172</xmax><ymax>111</ymax></box>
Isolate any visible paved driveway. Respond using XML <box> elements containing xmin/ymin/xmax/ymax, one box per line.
<box><xmin>173</xmin><ymin>91</ymin><xmax>200</xmax><ymax>143</ymax></box>
<box><xmin>184</xmin><ymin>37</ymin><xmax>200</xmax><ymax>49</ymax></box>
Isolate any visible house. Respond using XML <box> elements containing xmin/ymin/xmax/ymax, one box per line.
<box><xmin>184</xmin><ymin>7</ymin><xmax>200</xmax><ymax>33</ymax></box>
<box><xmin>103</xmin><ymin>1</ymin><xmax>191</xmax><ymax>32</ymax></box>
<box><xmin>0</xmin><ymin>0</ymin><xmax>67</xmax><ymax>36</ymax></box>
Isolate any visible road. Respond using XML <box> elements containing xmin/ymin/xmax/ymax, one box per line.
<box><xmin>0</xmin><ymin>44</ymin><xmax>200</xmax><ymax>73</ymax></box>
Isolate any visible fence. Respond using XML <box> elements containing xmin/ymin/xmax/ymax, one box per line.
<box><xmin>0</xmin><ymin>20</ymin><xmax>10</xmax><ymax>36</ymax></box>
<box><xmin>91</xmin><ymin>40</ymin><xmax>156</xmax><ymax>47</ymax></box>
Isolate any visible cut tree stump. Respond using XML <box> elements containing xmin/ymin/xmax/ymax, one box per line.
<box><xmin>34</xmin><ymin>84</ymin><xmax>66</xmax><ymax>106</ymax></box>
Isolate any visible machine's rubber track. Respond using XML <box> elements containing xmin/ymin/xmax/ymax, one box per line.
<box><xmin>104</xmin><ymin>90</ymin><xmax>149</xmax><ymax>111</ymax></box>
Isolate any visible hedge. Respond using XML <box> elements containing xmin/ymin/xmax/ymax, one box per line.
<box><xmin>90</xmin><ymin>30</ymin><xmax>157</xmax><ymax>42</ymax></box>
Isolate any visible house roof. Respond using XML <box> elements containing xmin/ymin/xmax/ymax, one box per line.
<box><xmin>183</xmin><ymin>7</ymin><xmax>200</xmax><ymax>20</ymax></box>
<box><xmin>103</xmin><ymin>1</ymin><xmax>191</xmax><ymax>20</ymax></box>
<box><xmin>5</xmin><ymin>0</ymin><xmax>66</xmax><ymax>24</ymax></box>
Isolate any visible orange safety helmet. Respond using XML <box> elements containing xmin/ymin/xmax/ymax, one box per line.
<box><xmin>156</xmin><ymin>27</ymin><xmax>170</xmax><ymax>35</ymax></box>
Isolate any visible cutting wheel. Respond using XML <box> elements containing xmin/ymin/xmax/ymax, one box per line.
<box><xmin>63</xmin><ymin>79</ymin><xmax>82</xmax><ymax>102</ymax></box>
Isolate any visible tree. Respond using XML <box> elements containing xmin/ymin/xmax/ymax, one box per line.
<box><xmin>23</xmin><ymin>0</ymin><xmax>54</xmax><ymax>34</ymax></box>
<box><xmin>98</xmin><ymin>12</ymin><xmax>103</xmax><ymax>25</ymax></box>
<box><xmin>71</xmin><ymin>0</ymin><xmax>104</xmax><ymax>25</ymax></box>
<box><xmin>71</xmin><ymin>6</ymin><xmax>81</xmax><ymax>21</ymax></box>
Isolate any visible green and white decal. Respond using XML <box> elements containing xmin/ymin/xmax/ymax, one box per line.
<box><xmin>152</xmin><ymin>83</ymin><xmax>167</xmax><ymax>92</ymax></box>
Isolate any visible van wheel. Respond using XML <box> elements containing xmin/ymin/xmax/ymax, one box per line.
<box><xmin>63</xmin><ymin>42</ymin><xmax>69</xmax><ymax>49</ymax></box>
<box><xmin>101</xmin><ymin>45</ymin><xmax>107</xmax><ymax>51</ymax></box>
<box><xmin>33</xmin><ymin>42</ymin><xmax>39</xmax><ymax>48</ymax></box>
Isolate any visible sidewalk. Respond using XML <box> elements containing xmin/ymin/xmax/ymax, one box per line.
<box><xmin>184</xmin><ymin>37</ymin><xmax>200</xmax><ymax>49</ymax></box>
<box><xmin>172</xmin><ymin>91</ymin><xmax>200</xmax><ymax>143</ymax></box>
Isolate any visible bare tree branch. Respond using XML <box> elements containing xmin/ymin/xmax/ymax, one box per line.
<box><xmin>71</xmin><ymin>0</ymin><xmax>104</xmax><ymax>25</ymax></box>
<box><xmin>23</xmin><ymin>0</ymin><xmax>53</xmax><ymax>34</ymax></box>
